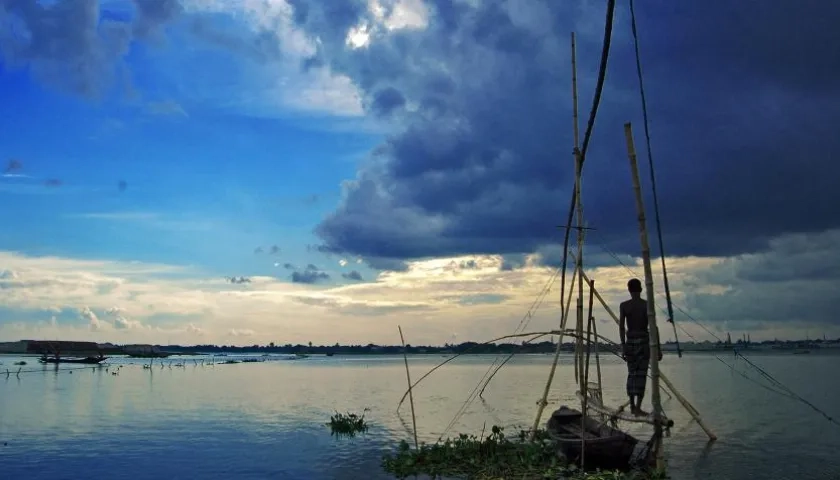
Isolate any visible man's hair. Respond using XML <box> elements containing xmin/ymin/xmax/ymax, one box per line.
<box><xmin>627</xmin><ymin>278</ymin><xmax>643</xmax><ymax>293</ymax></box>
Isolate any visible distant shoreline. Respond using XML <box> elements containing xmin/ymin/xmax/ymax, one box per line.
<box><xmin>2</xmin><ymin>337</ymin><xmax>838</xmax><ymax>358</ymax></box>
<box><xmin>2</xmin><ymin>347</ymin><xmax>838</xmax><ymax>357</ymax></box>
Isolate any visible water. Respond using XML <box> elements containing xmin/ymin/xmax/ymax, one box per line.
<box><xmin>1</xmin><ymin>353</ymin><xmax>838</xmax><ymax>480</ymax></box>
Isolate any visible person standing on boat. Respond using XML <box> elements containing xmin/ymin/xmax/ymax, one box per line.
<box><xmin>619</xmin><ymin>278</ymin><xmax>662</xmax><ymax>416</ymax></box>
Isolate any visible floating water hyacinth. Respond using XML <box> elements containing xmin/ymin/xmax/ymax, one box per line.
<box><xmin>327</xmin><ymin>409</ymin><xmax>370</xmax><ymax>437</ymax></box>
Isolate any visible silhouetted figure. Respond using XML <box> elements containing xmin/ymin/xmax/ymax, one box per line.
<box><xmin>619</xmin><ymin>278</ymin><xmax>661</xmax><ymax>416</ymax></box>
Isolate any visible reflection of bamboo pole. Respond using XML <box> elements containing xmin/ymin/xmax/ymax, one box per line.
<box><xmin>399</xmin><ymin>326</ymin><xmax>420</xmax><ymax>450</ymax></box>
<box><xmin>579</xmin><ymin>268</ymin><xmax>717</xmax><ymax>441</ymax></box>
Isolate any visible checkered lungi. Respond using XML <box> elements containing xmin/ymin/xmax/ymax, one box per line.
<box><xmin>625</xmin><ymin>331</ymin><xmax>651</xmax><ymax>397</ymax></box>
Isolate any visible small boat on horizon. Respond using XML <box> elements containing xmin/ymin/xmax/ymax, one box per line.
<box><xmin>39</xmin><ymin>355</ymin><xmax>108</xmax><ymax>365</ymax></box>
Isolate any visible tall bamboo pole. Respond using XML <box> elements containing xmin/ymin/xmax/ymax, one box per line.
<box><xmin>528</xmin><ymin>32</ymin><xmax>582</xmax><ymax>440</ymax></box>
<box><xmin>624</xmin><ymin>122</ymin><xmax>665</xmax><ymax>469</ymax></box>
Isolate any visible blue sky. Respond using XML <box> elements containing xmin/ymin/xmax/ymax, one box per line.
<box><xmin>0</xmin><ymin>5</ymin><xmax>379</xmax><ymax>279</ymax></box>
<box><xmin>1</xmin><ymin>0</ymin><xmax>839</xmax><ymax>345</ymax></box>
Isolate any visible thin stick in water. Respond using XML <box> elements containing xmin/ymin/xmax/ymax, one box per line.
<box><xmin>398</xmin><ymin>325</ymin><xmax>420</xmax><ymax>450</ymax></box>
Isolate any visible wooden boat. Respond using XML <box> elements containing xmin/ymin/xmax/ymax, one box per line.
<box><xmin>39</xmin><ymin>355</ymin><xmax>107</xmax><ymax>364</ymax></box>
<box><xmin>546</xmin><ymin>406</ymin><xmax>639</xmax><ymax>469</ymax></box>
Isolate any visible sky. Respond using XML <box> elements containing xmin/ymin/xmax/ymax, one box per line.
<box><xmin>1</xmin><ymin>0</ymin><xmax>839</xmax><ymax>347</ymax></box>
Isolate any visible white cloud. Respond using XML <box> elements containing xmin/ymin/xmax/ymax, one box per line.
<box><xmin>177</xmin><ymin>0</ymin><xmax>364</xmax><ymax>117</ymax></box>
<box><xmin>174</xmin><ymin>0</ymin><xmax>430</xmax><ymax>118</ymax></box>
<box><xmin>1</xmin><ymin>229</ymin><xmax>839</xmax><ymax>346</ymax></box>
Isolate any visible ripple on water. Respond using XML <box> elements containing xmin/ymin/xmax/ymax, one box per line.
<box><xmin>0</xmin><ymin>353</ymin><xmax>838</xmax><ymax>479</ymax></box>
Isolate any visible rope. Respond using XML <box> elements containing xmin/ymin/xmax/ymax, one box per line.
<box><xmin>479</xmin><ymin>265</ymin><xmax>576</xmax><ymax>398</ymax></box>
<box><xmin>592</xmin><ymin>238</ymin><xmax>840</xmax><ymax>429</ymax></box>
<box><xmin>628</xmin><ymin>0</ymin><xmax>681</xmax><ymax>358</ymax></box>
<box><xmin>396</xmin><ymin>268</ymin><xmax>566</xmax><ymax>413</ymax></box>
<box><xmin>439</xmin><ymin>268</ymin><xmax>564</xmax><ymax>438</ymax></box>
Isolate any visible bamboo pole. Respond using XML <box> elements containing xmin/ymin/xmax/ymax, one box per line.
<box><xmin>581</xmin><ymin>280</ymin><xmax>595</xmax><ymax>467</ymax></box>
<box><xmin>398</xmin><ymin>326</ymin><xmax>420</xmax><ymax>450</ymax></box>
<box><xmin>527</xmin><ymin>31</ymin><xmax>582</xmax><ymax>440</ymax></box>
<box><xmin>588</xmin><ymin>279</ymin><xmax>602</xmax><ymax>396</ymax></box>
<box><xmin>573</xmin><ymin>28</ymin><xmax>588</xmax><ymax>466</ymax></box>
<box><xmin>624</xmin><ymin>122</ymin><xmax>665</xmax><ymax>469</ymax></box>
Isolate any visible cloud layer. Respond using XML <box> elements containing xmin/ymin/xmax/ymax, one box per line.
<box><xmin>292</xmin><ymin>0</ymin><xmax>840</xmax><ymax>265</ymax></box>
<box><xmin>2</xmin><ymin>228</ymin><xmax>839</xmax><ymax>345</ymax></box>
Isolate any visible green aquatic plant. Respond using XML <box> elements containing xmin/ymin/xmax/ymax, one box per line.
<box><xmin>382</xmin><ymin>426</ymin><xmax>565</xmax><ymax>479</ymax></box>
<box><xmin>381</xmin><ymin>425</ymin><xmax>666</xmax><ymax>480</ymax></box>
<box><xmin>327</xmin><ymin>409</ymin><xmax>370</xmax><ymax>436</ymax></box>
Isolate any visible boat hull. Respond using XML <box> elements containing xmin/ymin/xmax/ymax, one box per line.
<box><xmin>546</xmin><ymin>406</ymin><xmax>639</xmax><ymax>470</ymax></box>
<box><xmin>39</xmin><ymin>357</ymin><xmax>107</xmax><ymax>364</ymax></box>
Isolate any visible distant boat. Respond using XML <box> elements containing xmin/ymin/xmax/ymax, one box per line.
<box><xmin>325</xmin><ymin>352</ymin><xmax>334</xmax><ymax>357</ymax></box>
<box><xmin>546</xmin><ymin>406</ymin><xmax>639</xmax><ymax>470</ymax></box>
<box><xmin>294</xmin><ymin>353</ymin><xmax>310</xmax><ymax>359</ymax></box>
<box><xmin>39</xmin><ymin>355</ymin><xmax>107</xmax><ymax>365</ymax></box>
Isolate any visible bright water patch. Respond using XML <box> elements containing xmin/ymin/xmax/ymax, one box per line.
<box><xmin>0</xmin><ymin>353</ymin><xmax>838</xmax><ymax>479</ymax></box>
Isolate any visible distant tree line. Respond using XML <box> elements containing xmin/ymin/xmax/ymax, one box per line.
<box><xmin>149</xmin><ymin>336</ymin><xmax>838</xmax><ymax>356</ymax></box>
<box><xmin>158</xmin><ymin>341</ymin><xmax>621</xmax><ymax>355</ymax></box>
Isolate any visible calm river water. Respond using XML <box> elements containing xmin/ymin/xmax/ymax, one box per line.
<box><xmin>0</xmin><ymin>352</ymin><xmax>838</xmax><ymax>480</ymax></box>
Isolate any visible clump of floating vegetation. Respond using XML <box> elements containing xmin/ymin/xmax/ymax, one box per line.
<box><xmin>327</xmin><ymin>409</ymin><xmax>370</xmax><ymax>436</ymax></box>
<box><xmin>381</xmin><ymin>426</ymin><xmax>664</xmax><ymax>480</ymax></box>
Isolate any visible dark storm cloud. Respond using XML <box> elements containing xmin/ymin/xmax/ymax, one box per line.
<box><xmin>683</xmin><ymin>229</ymin><xmax>840</xmax><ymax>326</ymax></box>
<box><xmin>0</xmin><ymin>0</ymin><xmax>181</xmax><ymax>98</ymax></box>
<box><xmin>341</xmin><ymin>270</ymin><xmax>363</xmax><ymax>281</ymax></box>
<box><xmin>291</xmin><ymin>264</ymin><xmax>330</xmax><ymax>284</ymax></box>
<box><xmin>283</xmin><ymin>0</ymin><xmax>840</xmax><ymax>266</ymax></box>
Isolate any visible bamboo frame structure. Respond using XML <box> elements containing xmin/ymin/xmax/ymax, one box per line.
<box><xmin>625</xmin><ymin>122</ymin><xmax>666</xmax><ymax>469</ymax></box>
<box><xmin>578</xmin><ymin>268</ymin><xmax>717</xmax><ymax>441</ymax></box>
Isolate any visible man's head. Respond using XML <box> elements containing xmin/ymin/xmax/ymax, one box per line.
<box><xmin>627</xmin><ymin>278</ymin><xmax>643</xmax><ymax>296</ymax></box>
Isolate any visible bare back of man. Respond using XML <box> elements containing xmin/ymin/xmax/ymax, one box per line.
<box><xmin>619</xmin><ymin>279</ymin><xmax>652</xmax><ymax>416</ymax></box>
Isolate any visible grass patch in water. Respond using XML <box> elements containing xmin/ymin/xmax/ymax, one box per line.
<box><xmin>327</xmin><ymin>410</ymin><xmax>370</xmax><ymax>436</ymax></box>
<box><xmin>381</xmin><ymin>425</ymin><xmax>665</xmax><ymax>480</ymax></box>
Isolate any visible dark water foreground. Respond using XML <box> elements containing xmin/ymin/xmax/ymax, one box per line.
<box><xmin>0</xmin><ymin>353</ymin><xmax>838</xmax><ymax>479</ymax></box>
